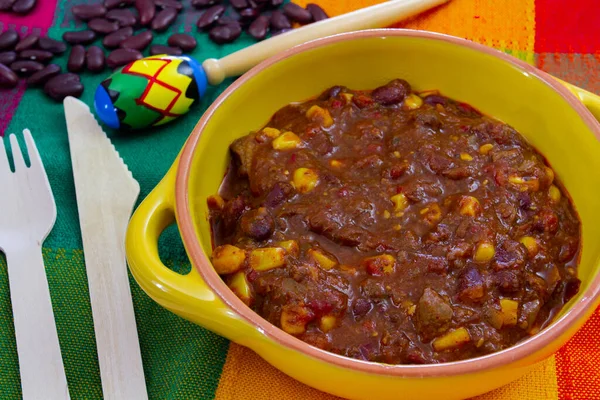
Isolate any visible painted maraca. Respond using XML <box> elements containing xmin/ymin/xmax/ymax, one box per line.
<box><xmin>94</xmin><ymin>0</ymin><xmax>450</xmax><ymax>130</ymax></box>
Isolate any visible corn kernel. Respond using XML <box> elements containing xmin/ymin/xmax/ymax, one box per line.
<box><xmin>459</xmin><ymin>196</ymin><xmax>481</xmax><ymax>217</ymax></box>
<box><xmin>549</xmin><ymin>185</ymin><xmax>561</xmax><ymax>203</ymax></box>
<box><xmin>262</xmin><ymin>127</ymin><xmax>281</xmax><ymax>138</ymax></box>
<box><xmin>363</xmin><ymin>254</ymin><xmax>396</xmax><ymax>276</ymax></box>
<box><xmin>329</xmin><ymin>159</ymin><xmax>342</xmax><ymax>168</ymax></box>
<box><xmin>509</xmin><ymin>175</ymin><xmax>540</xmax><ymax>192</ymax></box>
<box><xmin>418</xmin><ymin>90</ymin><xmax>439</xmax><ymax>98</ymax></box>
<box><xmin>293</xmin><ymin>168</ymin><xmax>319</xmax><ymax>193</ymax></box>
<box><xmin>383</xmin><ymin>210</ymin><xmax>391</xmax><ymax>219</ymax></box>
<box><xmin>281</xmin><ymin>305</ymin><xmax>312</xmax><ymax>335</ymax></box>
<box><xmin>476</xmin><ymin>338</ymin><xmax>484</xmax><ymax>348</ymax></box>
<box><xmin>309</xmin><ymin>249</ymin><xmax>337</xmax><ymax>270</ymax></box>
<box><xmin>207</xmin><ymin>194</ymin><xmax>225</xmax><ymax>210</ymax></box>
<box><xmin>341</xmin><ymin>93</ymin><xmax>354</xmax><ymax>104</ymax></box>
<box><xmin>421</xmin><ymin>203</ymin><xmax>442</xmax><ymax>225</ymax></box>
<box><xmin>249</xmin><ymin>247</ymin><xmax>286</xmax><ymax>271</ymax></box>
<box><xmin>460</xmin><ymin>153</ymin><xmax>473</xmax><ymax>161</ymax></box>
<box><xmin>499</xmin><ymin>299</ymin><xmax>519</xmax><ymax>327</ymax></box>
<box><xmin>474</xmin><ymin>242</ymin><xmax>495</xmax><ymax>263</ymax></box>
<box><xmin>450</xmin><ymin>135</ymin><xmax>458</xmax><ymax>141</ymax></box>
<box><xmin>432</xmin><ymin>327</ymin><xmax>471</xmax><ymax>352</ymax></box>
<box><xmin>393</xmin><ymin>224</ymin><xmax>402</xmax><ymax>231</ymax></box>
<box><xmin>404</xmin><ymin>94</ymin><xmax>423</xmax><ymax>110</ymax></box>
<box><xmin>545</xmin><ymin>167</ymin><xmax>555</xmax><ymax>185</ymax></box>
<box><xmin>339</xmin><ymin>264</ymin><xmax>357</xmax><ymax>275</ymax></box>
<box><xmin>272</xmin><ymin>131</ymin><xmax>302</xmax><ymax>150</ymax></box>
<box><xmin>479</xmin><ymin>144</ymin><xmax>494</xmax><ymax>154</ymax></box>
<box><xmin>306</xmin><ymin>105</ymin><xmax>334</xmax><ymax>127</ymax></box>
<box><xmin>391</xmin><ymin>193</ymin><xmax>409</xmax><ymax>212</ymax></box>
<box><xmin>228</xmin><ymin>271</ymin><xmax>252</xmax><ymax>306</ymax></box>
<box><xmin>393</xmin><ymin>151</ymin><xmax>401</xmax><ymax>158</ymax></box>
<box><xmin>519</xmin><ymin>236</ymin><xmax>539</xmax><ymax>256</ymax></box>
<box><xmin>211</xmin><ymin>245</ymin><xmax>246</xmax><ymax>274</ymax></box>
<box><xmin>279</xmin><ymin>240</ymin><xmax>299</xmax><ymax>257</ymax></box>
<box><xmin>319</xmin><ymin>315</ymin><xmax>337</xmax><ymax>333</ymax></box>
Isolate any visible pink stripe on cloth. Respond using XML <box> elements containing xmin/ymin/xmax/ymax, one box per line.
<box><xmin>0</xmin><ymin>0</ymin><xmax>58</xmax><ymax>32</ymax></box>
<box><xmin>0</xmin><ymin>81</ymin><xmax>26</xmax><ymax>137</ymax></box>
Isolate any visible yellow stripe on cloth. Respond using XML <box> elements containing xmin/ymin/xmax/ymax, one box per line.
<box><xmin>215</xmin><ymin>344</ymin><xmax>559</xmax><ymax>399</ymax></box>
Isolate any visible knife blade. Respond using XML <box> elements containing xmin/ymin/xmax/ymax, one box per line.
<box><xmin>63</xmin><ymin>97</ymin><xmax>147</xmax><ymax>400</ymax></box>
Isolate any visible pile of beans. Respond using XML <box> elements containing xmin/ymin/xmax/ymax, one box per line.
<box><xmin>0</xmin><ymin>0</ymin><xmax>329</xmax><ymax>101</ymax></box>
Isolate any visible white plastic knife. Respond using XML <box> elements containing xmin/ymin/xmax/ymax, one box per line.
<box><xmin>63</xmin><ymin>97</ymin><xmax>147</xmax><ymax>400</ymax></box>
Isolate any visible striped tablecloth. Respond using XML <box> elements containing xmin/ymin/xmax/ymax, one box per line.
<box><xmin>0</xmin><ymin>0</ymin><xmax>598</xmax><ymax>399</ymax></box>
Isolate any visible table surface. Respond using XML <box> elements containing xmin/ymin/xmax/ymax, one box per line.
<box><xmin>0</xmin><ymin>0</ymin><xmax>598</xmax><ymax>399</ymax></box>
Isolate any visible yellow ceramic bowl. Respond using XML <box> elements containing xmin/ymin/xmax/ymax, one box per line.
<box><xmin>126</xmin><ymin>30</ymin><xmax>600</xmax><ymax>400</ymax></box>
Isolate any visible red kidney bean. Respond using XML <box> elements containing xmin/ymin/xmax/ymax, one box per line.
<box><xmin>208</xmin><ymin>22</ymin><xmax>241</xmax><ymax>44</ymax></box>
<box><xmin>38</xmin><ymin>37</ymin><xmax>67</xmax><ymax>54</ymax></box>
<box><xmin>239</xmin><ymin>7</ymin><xmax>259</xmax><ymax>22</ymax></box>
<box><xmin>167</xmin><ymin>33</ymin><xmax>196</xmax><ymax>51</ymax></box>
<box><xmin>271</xmin><ymin>28</ymin><xmax>291</xmax><ymax>37</ymax></box>
<box><xmin>14</xmin><ymin>34</ymin><xmax>39</xmax><ymax>52</ymax></box>
<box><xmin>135</xmin><ymin>0</ymin><xmax>155</xmax><ymax>25</ymax></box>
<box><xmin>154</xmin><ymin>0</ymin><xmax>183</xmax><ymax>11</ymax></box>
<box><xmin>11</xmin><ymin>0</ymin><xmax>36</xmax><ymax>14</ymax></box>
<box><xmin>63</xmin><ymin>30</ymin><xmax>97</xmax><ymax>45</ymax></box>
<box><xmin>88</xmin><ymin>18</ymin><xmax>120</xmax><ymax>34</ymax></box>
<box><xmin>107</xmin><ymin>48</ymin><xmax>142</xmax><ymax>68</ymax></box>
<box><xmin>19</xmin><ymin>49</ymin><xmax>54</xmax><ymax>63</ymax></box>
<box><xmin>149</xmin><ymin>44</ymin><xmax>182</xmax><ymax>56</ymax></box>
<box><xmin>71</xmin><ymin>3</ymin><xmax>107</xmax><ymax>20</ymax></box>
<box><xmin>86</xmin><ymin>46</ymin><xmax>105</xmax><ymax>73</ymax></box>
<box><xmin>270</xmin><ymin>0</ymin><xmax>283</xmax><ymax>7</ymax></box>
<box><xmin>102</xmin><ymin>27</ymin><xmax>134</xmax><ymax>48</ymax></box>
<box><xmin>0</xmin><ymin>63</ymin><xmax>18</xmax><ymax>88</ymax></box>
<box><xmin>10</xmin><ymin>60</ymin><xmax>44</xmax><ymax>75</ymax></box>
<box><xmin>120</xmin><ymin>30</ymin><xmax>153</xmax><ymax>50</ymax></box>
<box><xmin>26</xmin><ymin>63</ymin><xmax>60</xmax><ymax>86</ymax></box>
<box><xmin>105</xmin><ymin>8</ymin><xmax>138</xmax><ymax>27</ymax></box>
<box><xmin>217</xmin><ymin>15</ymin><xmax>238</xmax><ymax>25</ymax></box>
<box><xmin>0</xmin><ymin>0</ymin><xmax>17</xmax><ymax>11</ymax></box>
<box><xmin>196</xmin><ymin>5</ymin><xmax>226</xmax><ymax>30</ymax></box>
<box><xmin>248</xmin><ymin>15</ymin><xmax>269</xmax><ymax>40</ymax></box>
<box><xmin>67</xmin><ymin>45</ymin><xmax>86</xmax><ymax>72</ymax></box>
<box><xmin>270</xmin><ymin>10</ymin><xmax>291</xmax><ymax>30</ymax></box>
<box><xmin>151</xmin><ymin>7</ymin><xmax>178</xmax><ymax>32</ymax></box>
<box><xmin>104</xmin><ymin>0</ymin><xmax>135</xmax><ymax>9</ymax></box>
<box><xmin>0</xmin><ymin>29</ymin><xmax>19</xmax><ymax>51</ymax></box>
<box><xmin>191</xmin><ymin>0</ymin><xmax>220</xmax><ymax>8</ymax></box>
<box><xmin>283</xmin><ymin>3</ymin><xmax>312</xmax><ymax>24</ymax></box>
<box><xmin>306</xmin><ymin>3</ymin><xmax>328</xmax><ymax>22</ymax></box>
<box><xmin>44</xmin><ymin>73</ymin><xmax>84</xmax><ymax>101</ymax></box>
<box><xmin>229</xmin><ymin>0</ymin><xmax>247</xmax><ymax>9</ymax></box>
<box><xmin>0</xmin><ymin>51</ymin><xmax>17</xmax><ymax>65</ymax></box>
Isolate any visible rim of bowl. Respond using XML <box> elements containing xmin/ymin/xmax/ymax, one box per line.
<box><xmin>176</xmin><ymin>29</ymin><xmax>600</xmax><ymax>377</ymax></box>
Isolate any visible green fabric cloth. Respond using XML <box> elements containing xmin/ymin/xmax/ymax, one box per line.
<box><xmin>0</xmin><ymin>1</ymin><xmax>276</xmax><ymax>397</ymax></box>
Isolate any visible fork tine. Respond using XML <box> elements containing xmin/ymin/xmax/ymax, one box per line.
<box><xmin>9</xmin><ymin>134</ymin><xmax>26</xmax><ymax>171</ymax></box>
<box><xmin>22</xmin><ymin>129</ymin><xmax>40</xmax><ymax>170</ymax></box>
<box><xmin>0</xmin><ymin>136</ymin><xmax>9</xmax><ymax>172</ymax></box>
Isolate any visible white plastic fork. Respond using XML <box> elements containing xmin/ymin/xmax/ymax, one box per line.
<box><xmin>0</xmin><ymin>130</ymin><xmax>70</xmax><ymax>400</ymax></box>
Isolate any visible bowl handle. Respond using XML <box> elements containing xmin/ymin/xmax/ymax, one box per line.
<box><xmin>555</xmin><ymin>78</ymin><xmax>600</xmax><ymax>123</ymax></box>
<box><xmin>125</xmin><ymin>164</ymin><xmax>254</xmax><ymax>342</ymax></box>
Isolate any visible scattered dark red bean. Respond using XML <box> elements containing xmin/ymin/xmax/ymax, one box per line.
<box><xmin>239</xmin><ymin>7</ymin><xmax>259</xmax><ymax>22</ymax></box>
<box><xmin>154</xmin><ymin>0</ymin><xmax>183</xmax><ymax>11</ymax></box>
<box><xmin>27</xmin><ymin>63</ymin><xmax>60</xmax><ymax>86</ymax></box>
<box><xmin>283</xmin><ymin>3</ymin><xmax>312</xmax><ymax>24</ymax></box>
<box><xmin>102</xmin><ymin>27</ymin><xmax>134</xmax><ymax>48</ymax></box>
<box><xmin>107</xmin><ymin>48</ymin><xmax>143</xmax><ymax>68</ymax></box>
<box><xmin>0</xmin><ymin>51</ymin><xmax>17</xmax><ymax>65</ymax></box>
<box><xmin>196</xmin><ymin>5</ymin><xmax>226</xmax><ymax>30</ymax></box>
<box><xmin>191</xmin><ymin>0</ymin><xmax>220</xmax><ymax>8</ymax></box>
<box><xmin>151</xmin><ymin>7</ymin><xmax>178</xmax><ymax>32</ymax></box>
<box><xmin>270</xmin><ymin>10</ymin><xmax>291</xmax><ymax>30</ymax></box>
<box><xmin>0</xmin><ymin>0</ymin><xmax>17</xmax><ymax>11</ymax></box>
<box><xmin>135</xmin><ymin>0</ymin><xmax>155</xmax><ymax>25</ymax></box>
<box><xmin>19</xmin><ymin>49</ymin><xmax>54</xmax><ymax>63</ymax></box>
<box><xmin>149</xmin><ymin>44</ymin><xmax>182</xmax><ymax>56</ymax></box>
<box><xmin>12</xmin><ymin>0</ymin><xmax>36</xmax><ymax>14</ymax></box>
<box><xmin>0</xmin><ymin>29</ymin><xmax>19</xmax><ymax>51</ymax></box>
<box><xmin>14</xmin><ymin>34</ymin><xmax>39</xmax><ymax>52</ymax></box>
<box><xmin>105</xmin><ymin>8</ymin><xmax>138</xmax><ymax>27</ymax></box>
<box><xmin>208</xmin><ymin>22</ymin><xmax>241</xmax><ymax>44</ymax></box>
<box><xmin>167</xmin><ymin>33</ymin><xmax>196</xmax><ymax>51</ymax></box>
<box><xmin>104</xmin><ymin>0</ymin><xmax>135</xmax><ymax>9</ymax></box>
<box><xmin>120</xmin><ymin>30</ymin><xmax>153</xmax><ymax>50</ymax></box>
<box><xmin>67</xmin><ymin>45</ymin><xmax>86</xmax><ymax>73</ymax></box>
<box><xmin>44</xmin><ymin>73</ymin><xmax>83</xmax><ymax>101</ymax></box>
<box><xmin>38</xmin><ymin>37</ymin><xmax>67</xmax><ymax>54</ymax></box>
<box><xmin>63</xmin><ymin>30</ymin><xmax>97</xmax><ymax>45</ymax></box>
<box><xmin>271</xmin><ymin>28</ymin><xmax>291</xmax><ymax>37</ymax></box>
<box><xmin>0</xmin><ymin>63</ymin><xmax>18</xmax><ymax>88</ymax></box>
<box><xmin>218</xmin><ymin>15</ymin><xmax>238</xmax><ymax>25</ymax></box>
<box><xmin>306</xmin><ymin>3</ymin><xmax>328</xmax><ymax>22</ymax></box>
<box><xmin>270</xmin><ymin>0</ymin><xmax>283</xmax><ymax>7</ymax></box>
<box><xmin>71</xmin><ymin>3</ymin><xmax>107</xmax><ymax>20</ymax></box>
<box><xmin>88</xmin><ymin>18</ymin><xmax>120</xmax><ymax>35</ymax></box>
<box><xmin>86</xmin><ymin>46</ymin><xmax>105</xmax><ymax>73</ymax></box>
<box><xmin>10</xmin><ymin>60</ymin><xmax>44</xmax><ymax>76</ymax></box>
<box><xmin>229</xmin><ymin>0</ymin><xmax>247</xmax><ymax>9</ymax></box>
<box><xmin>248</xmin><ymin>15</ymin><xmax>269</xmax><ymax>40</ymax></box>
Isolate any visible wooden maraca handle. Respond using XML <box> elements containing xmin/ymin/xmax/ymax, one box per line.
<box><xmin>202</xmin><ymin>0</ymin><xmax>451</xmax><ymax>85</ymax></box>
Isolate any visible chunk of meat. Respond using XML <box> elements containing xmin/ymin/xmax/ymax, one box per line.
<box><xmin>458</xmin><ymin>267</ymin><xmax>485</xmax><ymax>302</ymax></box>
<box><xmin>416</xmin><ymin>288</ymin><xmax>453</xmax><ymax>341</ymax></box>
<box><xmin>230</xmin><ymin>134</ymin><xmax>258</xmax><ymax>177</ymax></box>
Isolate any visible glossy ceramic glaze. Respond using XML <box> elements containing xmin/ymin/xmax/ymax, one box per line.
<box><xmin>125</xmin><ymin>30</ymin><xmax>600</xmax><ymax>400</ymax></box>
